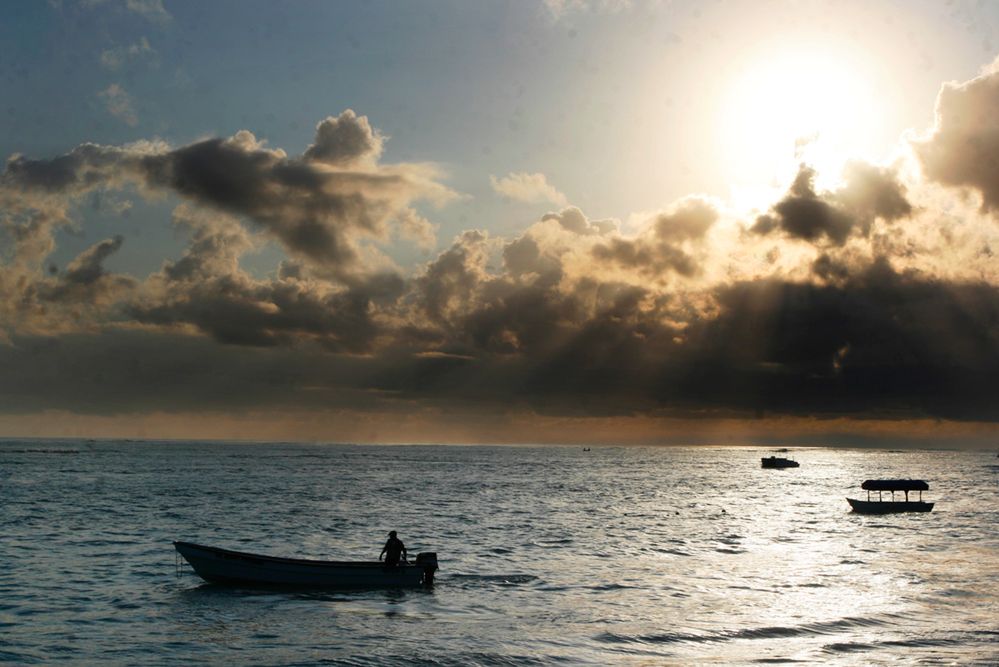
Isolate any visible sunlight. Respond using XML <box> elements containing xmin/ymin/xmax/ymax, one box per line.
<box><xmin>719</xmin><ymin>44</ymin><xmax>888</xmax><ymax>207</ymax></box>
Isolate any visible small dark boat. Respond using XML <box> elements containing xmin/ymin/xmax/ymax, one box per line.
<box><xmin>846</xmin><ymin>479</ymin><xmax>933</xmax><ymax>514</ymax></box>
<box><xmin>761</xmin><ymin>456</ymin><xmax>799</xmax><ymax>469</ymax></box>
<box><xmin>174</xmin><ymin>541</ymin><xmax>438</xmax><ymax>589</ymax></box>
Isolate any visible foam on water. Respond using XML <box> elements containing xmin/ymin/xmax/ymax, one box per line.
<box><xmin>1</xmin><ymin>440</ymin><xmax>997</xmax><ymax>665</ymax></box>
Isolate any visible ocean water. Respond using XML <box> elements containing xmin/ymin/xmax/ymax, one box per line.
<box><xmin>1</xmin><ymin>440</ymin><xmax>997</xmax><ymax>665</ymax></box>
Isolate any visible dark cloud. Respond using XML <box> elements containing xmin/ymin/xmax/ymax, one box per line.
<box><xmin>837</xmin><ymin>161</ymin><xmax>912</xmax><ymax>226</ymax></box>
<box><xmin>413</xmin><ymin>230</ymin><xmax>490</xmax><ymax>327</ymax></box>
<box><xmin>811</xmin><ymin>253</ymin><xmax>852</xmax><ymax>284</ymax></box>
<box><xmin>138</xmin><ymin>132</ymin><xmax>370</xmax><ymax>268</ymax></box>
<box><xmin>675</xmin><ymin>260</ymin><xmax>999</xmax><ymax>421</ymax></box>
<box><xmin>0</xmin><ymin>330</ymin><xmax>380</xmax><ymax>415</ymax></box>
<box><xmin>3</xmin><ymin>90</ymin><xmax>999</xmax><ymax>439</ymax></box>
<box><xmin>751</xmin><ymin>163</ymin><xmax>911</xmax><ymax>245</ymax></box>
<box><xmin>593</xmin><ymin>197</ymin><xmax>717</xmax><ymax>277</ymax></box>
<box><xmin>132</xmin><ymin>267</ymin><xmax>406</xmax><ymax>351</ymax></box>
<box><xmin>63</xmin><ymin>235</ymin><xmax>125</xmax><ymax>287</ymax></box>
<box><xmin>29</xmin><ymin>236</ymin><xmax>136</xmax><ymax>309</ymax></box>
<box><xmin>128</xmin><ymin>211</ymin><xmax>404</xmax><ymax>350</ymax></box>
<box><xmin>1</xmin><ymin>117</ymin><xmax>451</xmax><ymax>278</ymax></box>
<box><xmin>914</xmin><ymin>63</ymin><xmax>999</xmax><ymax>210</ymax></box>
<box><xmin>502</xmin><ymin>234</ymin><xmax>564</xmax><ymax>286</ymax></box>
<box><xmin>161</xmin><ymin>209</ymin><xmax>255</xmax><ymax>283</ymax></box>
<box><xmin>752</xmin><ymin>166</ymin><xmax>854</xmax><ymax>244</ymax></box>
<box><xmin>3</xmin><ymin>242</ymin><xmax>999</xmax><ymax>426</ymax></box>
<box><xmin>128</xmin><ymin>274</ymin><xmax>397</xmax><ymax>350</ymax></box>
<box><xmin>2</xmin><ymin>143</ymin><xmax>141</xmax><ymax>195</ymax></box>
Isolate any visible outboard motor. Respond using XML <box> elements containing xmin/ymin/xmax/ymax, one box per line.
<box><xmin>415</xmin><ymin>552</ymin><xmax>438</xmax><ymax>585</ymax></box>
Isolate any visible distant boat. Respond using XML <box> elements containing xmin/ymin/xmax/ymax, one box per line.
<box><xmin>174</xmin><ymin>541</ymin><xmax>438</xmax><ymax>589</ymax></box>
<box><xmin>761</xmin><ymin>456</ymin><xmax>799</xmax><ymax>469</ymax></box>
<box><xmin>846</xmin><ymin>480</ymin><xmax>934</xmax><ymax>514</ymax></box>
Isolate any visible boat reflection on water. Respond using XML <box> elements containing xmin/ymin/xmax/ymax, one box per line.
<box><xmin>846</xmin><ymin>479</ymin><xmax>934</xmax><ymax>514</ymax></box>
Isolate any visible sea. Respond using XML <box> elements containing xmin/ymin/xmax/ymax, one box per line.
<box><xmin>1</xmin><ymin>440</ymin><xmax>997</xmax><ymax>666</ymax></box>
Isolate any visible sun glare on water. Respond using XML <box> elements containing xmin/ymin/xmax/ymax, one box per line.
<box><xmin>720</xmin><ymin>45</ymin><xmax>889</xmax><ymax>209</ymax></box>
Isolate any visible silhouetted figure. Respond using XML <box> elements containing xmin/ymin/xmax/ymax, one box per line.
<box><xmin>380</xmin><ymin>530</ymin><xmax>407</xmax><ymax>566</ymax></box>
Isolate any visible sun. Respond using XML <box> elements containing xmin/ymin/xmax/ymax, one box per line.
<box><xmin>719</xmin><ymin>43</ymin><xmax>889</xmax><ymax>208</ymax></box>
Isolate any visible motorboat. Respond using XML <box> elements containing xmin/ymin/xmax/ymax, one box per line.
<box><xmin>761</xmin><ymin>456</ymin><xmax>799</xmax><ymax>469</ymax></box>
<box><xmin>174</xmin><ymin>541</ymin><xmax>438</xmax><ymax>588</ymax></box>
<box><xmin>846</xmin><ymin>479</ymin><xmax>933</xmax><ymax>514</ymax></box>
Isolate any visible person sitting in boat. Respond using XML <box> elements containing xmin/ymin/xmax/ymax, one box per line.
<box><xmin>379</xmin><ymin>531</ymin><xmax>407</xmax><ymax>566</ymax></box>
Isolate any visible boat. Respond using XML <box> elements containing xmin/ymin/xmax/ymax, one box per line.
<box><xmin>846</xmin><ymin>479</ymin><xmax>934</xmax><ymax>514</ymax></box>
<box><xmin>761</xmin><ymin>456</ymin><xmax>799</xmax><ymax>469</ymax></box>
<box><xmin>174</xmin><ymin>541</ymin><xmax>438</xmax><ymax>588</ymax></box>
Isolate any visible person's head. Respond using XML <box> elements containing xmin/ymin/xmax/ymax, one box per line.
<box><xmin>388</xmin><ymin>531</ymin><xmax>397</xmax><ymax>538</ymax></box>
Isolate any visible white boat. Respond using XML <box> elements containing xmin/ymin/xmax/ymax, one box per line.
<box><xmin>174</xmin><ymin>541</ymin><xmax>438</xmax><ymax>588</ymax></box>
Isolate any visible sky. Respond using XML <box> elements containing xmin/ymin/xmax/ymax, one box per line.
<box><xmin>4</xmin><ymin>0</ymin><xmax>999</xmax><ymax>446</ymax></box>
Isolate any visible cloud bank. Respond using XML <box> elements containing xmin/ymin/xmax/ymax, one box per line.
<box><xmin>5</xmin><ymin>59</ymin><xmax>999</xmax><ymax>444</ymax></box>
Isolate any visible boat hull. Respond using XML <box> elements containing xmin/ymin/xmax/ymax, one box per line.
<box><xmin>174</xmin><ymin>541</ymin><xmax>434</xmax><ymax>589</ymax></box>
<box><xmin>761</xmin><ymin>457</ymin><xmax>799</xmax><ymax>469</ymax></box>
<box><xmin>846</xmin><ymin>498</ymin><xmax>934</xmax><ymax>514</ymax></box>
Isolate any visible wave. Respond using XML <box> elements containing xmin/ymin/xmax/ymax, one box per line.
<box><xmin>311</xmin><ymin>652</ymin><xmax>567</xmax><ymax>667</ymax></box>
<box><xmin>823</xmin><ymin>642</ymin><xmax>876</xmax><ymax>653</ymax></box>
<box><xmin>596</xmin><ymin>615</ymin><xmax>892</xmax><ymax>646</ymax></box>
<box><xmin>449</xmin><ymin>573</ymin><xmax>539</xmax><ymax>585</ymax></box>
<box><xmin>654</xmin><ymin>548</ymin><xmax>692</xmax><ymax>556</ymax></box>
<box><xmin>823</xmin><ymin>637</ymin><xmax>962</xmax><ymax>654</ymax></box>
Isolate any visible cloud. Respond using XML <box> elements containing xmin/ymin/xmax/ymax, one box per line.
<box><xmin>5</xmin><ymin>75</ymin><xmax>999</xmax><ymax>442</ymax></box>
<box><xmin>98</xmin><ymin>83</ymin><xmax>138</xmax><ymax>126</ymax></box>
<box><xmin>592</xmin><ymin>197</ymin><xmax>717</xmax><ymax>277</ymax></box>
<box><xmin>914</xmin><ymin>59</ymin><xmax>999</xmax><ymax>211</ymax></box>
<box><xmin>1</xmin><ymin>114</ymin><xmax>455</xmax><ymax>281</ymax></box>
<box><xmin>9</xmin><ymin>239</ymin><xmax>997</xmax><ymax>426</ymax></box>
<box><xmin>2</xmin><ymin>141</ymin><xmax>152</xmax><ymax>196</ymax></box>
<box><xmin>751</xmin><ymin>163</ymin><xmax>911</xmax><ymax>245</ymax></box>
<box><xmin>125</xmin><ymin>0</ymin><xmax>171</xmax><ymax>23</ymax></box>
<box><xmin>304</xmin><ymin>110</ymin><xmax>384</xmax><ymax>167</ymax></box>
<box><xmin>137</xmin><ymin>129</ymin><xmax>451</xmax><ymax>273</ymax></box>
<box><xmin>837</xmin><ymin>161</ymin><xmax>912</xmax><ymax>226</ymax></box>
<box><xmin>114</xmin><ymin>210</ymin><xmax>403</xmax><ymax>351</ymax></box>
<box><xmin>540</xmin><ymin>206</ymin><xmax>616</xmax><ymax>235</ymax></box>
<box><xmin>681</xmin><ymin>259</ymin><xmax>999</xmax><ymax>421</ymax></box>
<box><xmin>413</xmin><ymin>230</ymin><xmax>492</xmax><ymax>327</ymax></box>
<box><xmin>100</xmin><ymin>37</ymin><xmax>155</xmax><ymax>70</ymax></box>
<box><xmin>36</xmin><ymin>235</ymin><xmax>137</xmax><ymax>305</ymax></box>
<box><xmin>751</xmin><ymin>166</ymin><xmax>854</xmax><ymax>244</ymax></box>
<box><xmin>490</xmin><ymin>171</ymin><xmax>569</xmax><ymax>207</ymax></box>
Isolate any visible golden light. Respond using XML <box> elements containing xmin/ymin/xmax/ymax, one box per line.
<box><xmin>719</xmin><ymin>44</ymin><xmax>889</xmax><ymax>209</ymax></box>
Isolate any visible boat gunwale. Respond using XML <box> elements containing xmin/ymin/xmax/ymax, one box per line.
<box><xmin>174</xmin><ymin>541</ymin><xmax>421</xmax><ymax>569</ymax></box>
<box><xmin>845</xmin><ymin>497</ymin><xmax>935</xmax><ymax>513</ymax></box>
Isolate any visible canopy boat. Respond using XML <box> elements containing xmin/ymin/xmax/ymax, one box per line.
<box><xmin>846</xmin><ymin>479</ymin><xmax>933</xmax><ymax>514</ymax></box>
<box><xmin>174</xmin><ymin>541</ymin><xmax>438</xmax><ymax>589</ymax></box>
<box><xmin>761</xmin><ymin>456</ymin><xmax>799</xmax><ymax>469</ymax></box>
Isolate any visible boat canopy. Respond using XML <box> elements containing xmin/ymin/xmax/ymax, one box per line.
<box><xmin>861</xmin><ymin>479</ymin><xmax>928</xmax><ymax>491</ymax></box>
